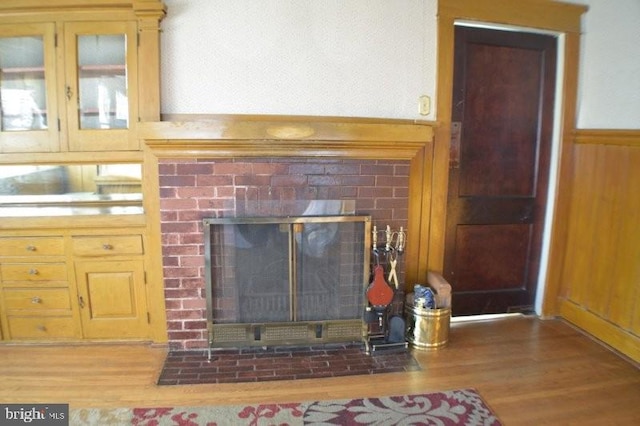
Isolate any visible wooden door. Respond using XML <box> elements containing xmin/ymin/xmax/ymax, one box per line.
<box><xmin>444</xmin><ymin>26</ymin><xmax>557</xmax><ymax>315</ymax></box>
<box><xmin>75</xmin><ymin>260</ymin><xmax>149</xmax><ymax>339</ymax></box>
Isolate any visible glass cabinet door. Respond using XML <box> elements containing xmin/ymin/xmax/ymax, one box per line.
<box><xmin>65</xmin><ymin>22</ymin><xmax>138</xmax><ymax>151</ymax></box>
<box><xmin>0</xmin><ymin>24</ymin><xmax>58</xmax><ymax>153</ymax></box>
<box><xmin>78</xmin><ymin>34</ymin><xmax>128</xmax><ymax>130</ymax></box>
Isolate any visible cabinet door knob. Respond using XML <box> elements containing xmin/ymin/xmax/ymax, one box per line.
<box><xmin>66</xmin><ymin>85</ymin><xmax>73</xmax><ymax>100</ymax></box>
<box><xmin>25</xmin><ymin>245</ymin><xmax>37</xmax><ymax>252</ymax></box>
<box><xmin>28</xmin><ymin>268</ymin><xmax>39</xmax><ymax>275</ymax></box>
<box><xmin>102</xmin><ymin>244</ymin><xmax>113</xmax><ymax>250</ymax></box>
<box><xmin>78</xmin><ymin>296</ymin><xmax>85</xmax><ymax>309</ymax></box>
<box><xmin>37</xmin><ymin>325</ymin><xmax>47</xmax><ymax>332</ymax></box>
<box><xmin>31</xmin><ymin>296</ymin><xmax>42</xmax><ymax>304</ymax></box>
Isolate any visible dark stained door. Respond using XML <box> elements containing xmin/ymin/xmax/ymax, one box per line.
<box><xmin>444</xmin><ymin>26</ymin><xmax>557</xmax><ymax>315</ymax></box>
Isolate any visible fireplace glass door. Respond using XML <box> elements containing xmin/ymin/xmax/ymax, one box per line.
<box><xmin>204</xmin><ymin>215</ymin><xmax>371</xmax><ymax>347</ymax></box>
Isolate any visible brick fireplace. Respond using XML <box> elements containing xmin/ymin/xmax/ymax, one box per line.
<box><xmin>159</xmin><ymin>157</ymin><xmax>409</xmax><ymax>349</ymax></box>
<box><xmin>140</xmin><ymin>117</ymin><xmax>434</xmax><ymax>349</ymax></box>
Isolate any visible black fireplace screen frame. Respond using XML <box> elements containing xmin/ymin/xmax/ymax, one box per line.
<box><xmin>203</xmin><ymin>215</ymin><xmax>371</xmax><ymax>349</ymax></box>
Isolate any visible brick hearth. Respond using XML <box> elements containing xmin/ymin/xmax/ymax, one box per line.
<box><xmin>157</xmin><ymin>343</ymin><xmax>420</xmax><ymax>384</ymax></box>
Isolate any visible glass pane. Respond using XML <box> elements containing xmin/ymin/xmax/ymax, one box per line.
<box><xmin>234</xmin><ymin>223</ymin><xmax>290</xmax><ymax>323</ymax></box>
<box><xmin>0</xmin><ymin>164</ymin><xmax>143</xmax><ymax>217</ymax></box>
<box><xmin>0</xmin><ymin>36</ymin><xmax>48</xmax><ymax>131</ymax></box>
<box><xmin>207</xmin><ymin>217</ymin><xmax>368</xmax><ymax>325</ymax></box>
<box><xmin>77</xmin><ymin>34</ymin><xmax>128</xmax><ymax>130</ymax></box>
<box><xmin>296</xmin><ymin>221</ymin><xmax>365</xmax><ymax>321</ymax></box>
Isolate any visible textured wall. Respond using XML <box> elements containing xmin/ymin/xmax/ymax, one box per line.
<box><xmin>160</xmin><ymin>0</ymin><xmax>437</xmax><ymax>120</ymax></box>
<box><xmin>566</xmin><ymin>0</ymin><xmax>640</xmax><ymax>128</ymax></box>
<box><xmin>160</xmin><ymin>0</ymin><xmax>640</xmax><ymax>129</ymax></box>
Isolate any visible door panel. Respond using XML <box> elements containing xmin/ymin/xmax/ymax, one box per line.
<box><xmin>459</xmin><ymin>45</ymin><xmax>541</xmax><ymax>198</ymax></box>
<box><xmin>64</xmin><ymin>21</ymin><xmax>139</xmax><ymax>151</ymax></box>
<box><xmin>445</xmin><ymin>26</ymin><xmax>556</xmax><ymax>315</ymax></box>
<box><xmin>453</xmin><ymin>225</ymin><xmax>530</xmax><ymax>292</ymax></box>
<box><xmin>75</xmin><ymin>260</ymin><xmax>149</xmax><ymax>339</ymax></box>
<box><xmin>0</xmin><ymin>23</ymin><xmax>59</xmax><ymax>153</ymax></box>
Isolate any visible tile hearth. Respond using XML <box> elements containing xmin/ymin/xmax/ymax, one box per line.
<box><xmin>157</xmin><ymin>343</ymin><xmax>420</xmax><ymax>385</ymax></box>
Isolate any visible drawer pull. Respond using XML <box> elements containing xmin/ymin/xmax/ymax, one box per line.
<box><xmin>37</xmin><ymin>325</ymin><xmax>47</xmax><ymax>332</ymax></box>
<box><xmin>102</xmin><ymin>244</ymin><xmax>113</xmax><ymax>250</ymax></box>
<box><xmin>28</xmin><ymin>268</ymin><xmax>39</xmax><ymax>275</ymax></box>
<box><xmin>31</xmin><ymin>296</ymin><xmax>42</xmax><ymax>304</ymax></box>
<box><xmin>25</xmin><ymin>245</ymin><xmax>37</xmax><ymax>252</ymax></box>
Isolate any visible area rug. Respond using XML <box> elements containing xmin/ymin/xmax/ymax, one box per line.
<box><xmin>70</xmin><ymin>388</ymin><xmax>501</xmax><ymax>425</ymax></box>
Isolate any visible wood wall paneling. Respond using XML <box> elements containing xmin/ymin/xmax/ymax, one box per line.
<box><xmin>559</xmin><ymin>130</ymin><xmax>640</xmax><ymax>362</ymax></box>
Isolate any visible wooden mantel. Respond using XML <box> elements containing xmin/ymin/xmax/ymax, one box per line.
<box><xmin>139</xmin><ymin>114</ymin><xmax>436</xmax><ymax>289</ymax></box>
<box><xmin>139</xmin><ymin>115</ymin><xmax>433</xmax><ymax>160</ymax></box>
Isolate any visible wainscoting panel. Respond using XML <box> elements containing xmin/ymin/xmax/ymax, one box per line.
<box><xmin>559</xmin><ymin>130</ymin><xmax>640</xmax><ymax>362</ymax></box>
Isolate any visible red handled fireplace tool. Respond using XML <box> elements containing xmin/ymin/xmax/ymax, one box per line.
<box><xmin>365</xmin><ymin>226</ymin><xmax>408</xmax><ymax>354</ymax></box>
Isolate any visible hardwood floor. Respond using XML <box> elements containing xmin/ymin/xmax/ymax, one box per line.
<box><xmin>0</xmin><ymin>315</ymin><xmax>638</xmax><ymax>425</ymax></box>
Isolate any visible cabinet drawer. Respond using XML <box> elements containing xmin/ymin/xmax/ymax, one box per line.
<box><xmin>72</xmin><ymin>235</ymin><xmax>143</xmax><ymax>256</ymax></box>
<box><xmin>0</xmin><ymin>263</ymin><xmax>68</xmax><ymax>281</ymax></box>
<box><xmin>3</xmin><ymin>288</ymin><xmax>71</xmax><ymax>311</ymax></box>
<box><xmin>0</xmin><ymin>237</ymin><xmax>64</xmax><ymax>256</ymax></box>
<box><xmin>7</xmin><ymin>316</ymin><xmax>77</xmax><ymax>339</ymax></box>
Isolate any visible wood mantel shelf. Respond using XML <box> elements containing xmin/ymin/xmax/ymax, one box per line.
<box><xmin>138</xmin><ymin>115</ymin><xmax>434</xmax><ymax>160</ymax></box>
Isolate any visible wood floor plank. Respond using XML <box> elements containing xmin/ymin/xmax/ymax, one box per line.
<box><xmin>0</xmin><ymin>316</ymin><xmax>638</xmax><ymax>424</ymax></box>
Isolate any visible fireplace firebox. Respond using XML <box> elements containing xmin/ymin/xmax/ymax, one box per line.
<box><xmin>204</xmin><ymin>215</ymin><xmax>371</xmax><ymax>351</ymax></box>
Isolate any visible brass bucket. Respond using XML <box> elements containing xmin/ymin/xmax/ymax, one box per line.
<box><xmin>405</xmin><ymin>304</ymin><xmax>450</xmax><ymax>350</ymax></box>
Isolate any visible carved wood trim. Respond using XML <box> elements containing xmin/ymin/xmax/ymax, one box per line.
<box><xmin>0</xmin><ymin>1</ymin><xmax>166</xmax><ymax>22</ymax></box>
<box><xmin>574</xmin><ymin>129</ymin><xmax>640</xmax><ymax>147</ymax></box>
<box><xmin>139</xmin><ymin>118</ymin><xmax>433</xmax><ymax>159</ymax></box>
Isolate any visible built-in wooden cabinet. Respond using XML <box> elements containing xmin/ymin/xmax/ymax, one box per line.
<box><xmin>0</xmin><ymin>236</ymin><xmax>80</xmax><ymax>339</ymax></box>
<box><xmin>0</xmin><ymin>1</ymin><xmax>164</xmax><ymax>153</ymax></box>
<box><xmin>0</xmin><ymin>2</ymin><xmax>165</xmax><ymax>343</ymax></box>
<box><xmin>0</xmin><ymin>229</ymin><xmax>151</xmax><ymax>341</ymax></box>
<box><xmin>73</xmin><ymin>235</ymin><xmax>148</xmax><ymax>339</ymax></box>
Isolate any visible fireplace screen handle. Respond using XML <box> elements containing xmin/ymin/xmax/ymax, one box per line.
<box><xmin>289</xmin><ymin>223</ymin><xmax>301</xmax><ymax>321</ymax></box>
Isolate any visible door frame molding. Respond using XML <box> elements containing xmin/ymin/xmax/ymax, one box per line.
<box><xmin>431</xmin><ymin>0</ymin><xmax>588</xmax><ymax>316</ymax></box>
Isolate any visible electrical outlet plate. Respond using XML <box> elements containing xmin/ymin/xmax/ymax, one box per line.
<box><xmin>419</xmin><ymin>95</ymin><xmax>431</xmax><ymax>115</ymax></box>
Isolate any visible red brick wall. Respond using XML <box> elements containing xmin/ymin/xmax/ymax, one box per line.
<box><xmin>159</xmin><ymin>158</ymin><xmax>410</xmax><ymax>349</ymax></box>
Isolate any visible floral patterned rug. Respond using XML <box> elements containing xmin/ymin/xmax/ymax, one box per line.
<box><xmin>70</xmin><ymin>388</ymin><xmax>501</xmax><ymax>425</ymax></box>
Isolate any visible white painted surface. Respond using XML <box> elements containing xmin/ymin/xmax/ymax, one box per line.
<box><xmin>566</xmin><ymin>0</ymin><xmax>640</xmax><ymax>128</ymax></box>
<box><xmin>161</xmin><ymin>0</ymin><xmax>437</xmax><ymax>120</ymax></box>
<box><xmin>160</xmin><ymin>0</ymin><xmax>639</xmax><ymax>128</ymax></box>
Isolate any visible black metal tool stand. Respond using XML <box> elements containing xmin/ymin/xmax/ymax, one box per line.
<box><xmin>364</xmin><ymin>291</ymin><xmax>408</xmax><ymax>355</ymax></box>
<box><xmin>364</xmin><ymin>229</ymin><xmax>408</xmax><ymax>355</ymax></box>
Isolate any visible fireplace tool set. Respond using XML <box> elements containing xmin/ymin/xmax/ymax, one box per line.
<box><xmin>365</xmin><ymin>225</ymin><xmax>409</xmax><ymax>354</ymax></box>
